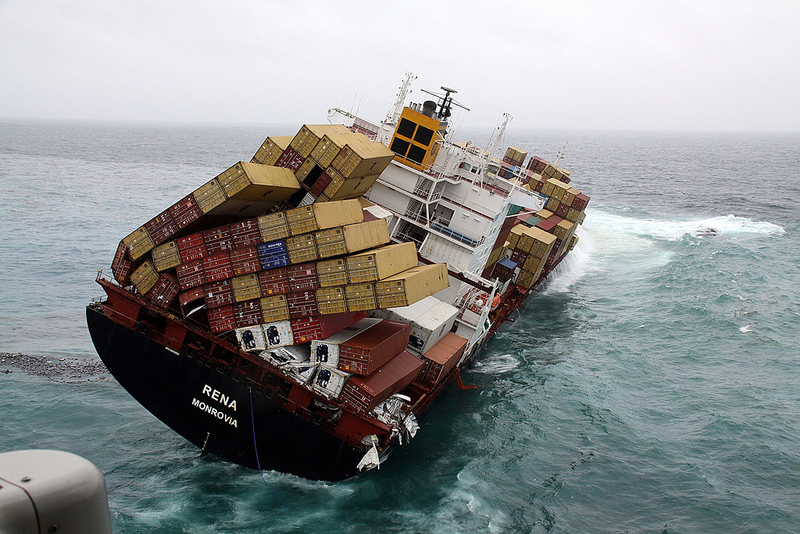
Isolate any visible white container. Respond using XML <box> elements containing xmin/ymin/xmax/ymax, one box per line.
<box><xmin>383</xmin><ymin>295</ymin><xmax>440</xmax><ymax>323</ymax></box>
<box><xmin>236</xmin><ymin>325</ymin><xmax>267</xmax><ymax>352</ymax></box>
<box><xmin>309</xmin><ymin>317</ymin><xmax>381</xmax><ymax>367</ymax></box>
<box><xmin>408</xmin><ymin>301</ymin><xmax>459</xmax><ymax>355</ymax></box>
<box><xmin>262</xmin><ymin>320</ymin><xmax>294</xmax><ymax>348</ymax></box>
<box><xmin>311</xmin><ymin>364</ymin><xmax>351</xmax><ymax>399</ymax></box>
<box><xmin>269</xmin><ymin>344</ymin><xmax>315</xmax><ymax>384</ymax></box>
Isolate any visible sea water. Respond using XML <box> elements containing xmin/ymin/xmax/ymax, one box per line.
<box><xmin>1</xmin><ymin>122</ymin><xmax>798</xmax><ymax>533</ymax></box>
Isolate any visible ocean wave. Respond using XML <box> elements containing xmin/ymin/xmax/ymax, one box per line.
<box><xmin>586</xmin><ymin>210</ymin><xmax>785</xmax><ymax>241</ymax></box>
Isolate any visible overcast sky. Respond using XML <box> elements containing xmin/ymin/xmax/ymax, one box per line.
<box><xmin>1</xmin><ymin>1</ymin><xmax>798</xmax><ymax>131</ymax></box>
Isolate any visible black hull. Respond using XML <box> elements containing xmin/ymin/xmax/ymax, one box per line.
<box><xmin>86</xmin><ymin>305</ymin><xmax>366</xmax><ymax>481</ymax></box>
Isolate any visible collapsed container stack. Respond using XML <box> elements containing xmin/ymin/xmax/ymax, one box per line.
<box><xmin>109</xmin><ymin>124</ymin><xmax>458</xmax><ymax>418</ymax></box>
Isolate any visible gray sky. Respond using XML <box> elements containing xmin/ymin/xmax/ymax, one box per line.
<box><xmin>1</xmin><ymin>0</ymin><xmax>798</xmax><ymax>131</ymax></box>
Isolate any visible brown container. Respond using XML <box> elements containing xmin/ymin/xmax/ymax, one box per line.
<box><xmin>316</xmin><ymin>286</ymin><xmax>348</xmax><ymax>315</ymax></box>
<box><xmin>234</xmin><ymin>299</ymin><xmax>262</xmax><ymax>328</ymax></box>
<box><xmin>286</xmin><ymin>290</ymin><xmax>318</xmax><ymax>319</ymax></box>
<box><xmin>346</xmin><ymin>242</ymin><xmax>418</xmax><ymax>283</ymax></box>
<box><xmin>202</xmin><ymin>252</ymin><xmax>233</xmax><ymax>283</ymax></box>
<box><xmin>572</xmin><ymin>193</ymin><xmax>590</xmax><ymax>211</ymax></box>
<box><xmin>418</xmin><ymin>332</ymin><xmax>467</xmax><ymax>385</ymax></box>
<box><xmin>148</xmin><ymin>273</ymin><xmax>179</xmax><ymax>308</ymax></box>
<box><xmin>286</xmin><ymin>233</ymin><xmax>318</xmax><ymax>264</ymax></box>
<box><xmin>260</xmin><ymin>294</ymin><xmax>290</xmax><ymax>322</ymax></box>
<box><xmin>287</xmin><ymin>263</ymin><xmax>319</xmax><ymax>292</ymax></box>
<box><xmin>258</xmin><ymin>268</ymin><xmax>289</xmax><ymax>296</ymax></box>
<box><xmin>338</xmin><ymin>350</ymin><xmax>423</xmax><ymax>415</ymax></box>
<box><xmin>111</xmin><ymin>241</ymin><xmax>132</xmax><ymax>285</ymax></box>
<box><xmin>178</xmin><ymin>286</ymin><xmax>205</xmax><ymax>309</ymax></box>
<box><xmin>275</xmin><ymin>146</ymin><xmax>305</xmax><ymax>172</ymax></box>
<box><xmin>144</xmin><ymin>210</ymin><xmax>178</xmax><ymax>246</ymax></box>
<box><xmin>176</xmin><ymin>259</ymin><xmax>205</xmax><ymax>290</ymax></box>
<box><xmin>375</xmin><ymin>263</ymin><xmax>449</xmax><ymax>309</ymax></box>
<box><xmin>169</xmin><ymin>194</ymin><xmax>203</xmax><ymax>231</ymax></box>
<box><xmin>338</xmin><ymin>320</ymin><xmax>410</xmax><ymax>375</ymax></box>
<box><xmin>208</xmin><ymin>305</ymin><xmax>235</xmax><ymax>333</ymax></box>
<box><xmin>232</xmin><ymin>273</ymin><xmax>262</xmax><ymax>303</ymax></box>
<box><xmin>176</xmin><ymin>232</ymin><xmax>206</xmax><ymax>263</ymax></box>
<box><xmin>230</xmin><ymin>246</ymin><xmax>260</xmax><ymax>276</ymax></box>
<box><xmin>345</xmin><ymin>283</ymin><xmax>377</xmax><ymax>312</ymax></box>
<box><xmin>230</xmin><ymin>218</ymin><xmax>261</xmax><ymax>248</ymax></box>
<box><xmin>251</xmin><ymin>135</ymin><xmax>292</xmax><ymax>166</ymax></box>
<box><xmin>202</xmin><ymin>225</ymin><xmax>233</xmax><ymax>255</ymax></box>
<box><xmin>257</xmin><ymin>212</ymin><xmax>290</xmax><ymax>241</ymax></box>
<box><xmin>204</xmin><ymin>279</ymin><xmax>234</xmax><ymax>309</ymax></box>
<box><xmin>122</xmin><ymin>226</ymin><xmax>154</xmax><ymax>261</ymax></box>
<box><xmin>316</xmin><ymin>258</ymin><xmax>348</xmax><ymax>287</ymax></box>
<box><xmin>152</xmin><ymin>241</ymin><xmax>180</xmax><ymax>272</ymax></box>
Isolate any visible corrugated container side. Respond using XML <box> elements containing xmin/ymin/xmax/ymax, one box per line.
<box><xmin>375</xmin><ymin>263</ymin><xmax>449</xmax><ymax>309</ymax></box>
<box><xmin>274</xmin><ymin>147</ymin><xmax>305</xmax><ymax>172</ymax></box>
<box><xmin>178</xmin><ymin>286</ymin><xmax>205</xmax><ymax>308</ymax></box>
<box><xmin>202</xmin><ymin>252</ymin><xmax>233</xmax><ymax>283</ymax></box>
<box><xmin>192</xmin><ymin>179</ymin><xmax>227</xmax><ymax>214</ymax></box>
<box><xmin>338</xmin><ymin>350</ymin><xmax>423</xmax><ymax>415</ymax></box>
<box><xmin>287</xmin><ymin>290</ymin><xmax>318</xmax><ymax>319</ymax></box>
<box><xmin>208</xmin><ymin>305</ymin><xmax>235</xmax><ymax>333</ymax></box>
<box><xmin>168</xmin><ymin>194</ymin><xmax>203</xmax><ymax>230</ymax></box>
<box><xmin>144</xmin><ymin>210</ymin><xmax>178</xmax><ymax>246</ymax></box>
<box><xmin>290</xmin><ymin>311</ymin><xmax>366</xmax><ymax>344</ymax></box>
<box><xmin>230</xmin><ymin>218</ymin><xmax>261</xmax><ymax>248</ymax></box>
<box><xmin>313</xmin><ymin>199</ymin><xmax>364</xmax><ymax>229</ymax></box>
<box><xmin>317</xmin><ymin>258</ymin><xmax>348</xmax><ymax>287</ymax></box>
<box><xmin>286</xmin><ymin>234</ymin><xmax>318</xmax><ymax>264</ymax></box>
<box><xmin>315</xmin><ymin>227</ymin><xmax>347</xmax><ymax>258</ymax></box>
<box><xmin>111</xmin><ymin>241</ymin><xmax>132</xmax><ymax>285</ymax></box>
<box><xmin>310</xmin><ymin>170</ymin><xmax>333</xmax><ymax>196</ymax></box>
<box><xmin>338</xmin><ymin>320</ymin><xmax>410</xmax><ymax>375</ymax></box>
<box><xmin>310</xmin><ymin>365</ymin><xmax>351</xmax><ymax>399</ymax></box>
<box><xmin>345</xmin><ymin>283</ymin><xmax>377</xmax><ymax>312</ymax></box>
<box><xmin>310</xmin><ymin>317</ymin><xmax>382</xmax><ymax>367</ymax></box>
<box><xmin>407</xmin><ymin>301</ymin><xmax>460</xmax><ymax>355</ymax></box>
<box><xmin>152</xmin><ymin>241</ymin><xmax>181</xmax><ymax>272</ymax></box>
<box><xmin>258</xmin><ymin>267</ymin><xmax>289</xmax><ymax>296</ymax></box>
<box><xmin>417</xmin><ymin>332</ymin><xmax>467</xmax><ymax>385</ymax></box>
<box><xmin>251</xmin><ymin>135</ymin><xmax>293</xmax><ymax>166</ymax></box>
<box><xmin>148</xmin><ymin>273</ymin><xmax>179</xmax><ymax>308</ymax></box>
<box><xmin>176</xmin><ymin>232</ymin><xmax>206</xmax><ymax>263</ymax></box>
<box><xmin>122</xmin><ymin>226</ymin><xmax>154</xmax><ymax>261</ymax></box>
<box><xmin>286</xmin><ymin>205</ymin><xmax>317</xmax><ymax>236</ymax></box>
<box><xmin>572</xmin><ymin>193</ymin><xmax>590</xmax><ymax>211</ymax></box>
<box><xmin>234</xmin><ymin>299</ymin><xmax>262</xmax><ymax>328</ymax></box>
<box><xmin>316</xmin><ymin>286</ymin><xmax>348</xmax><ymax>315</ymax></box>
<box><xmin>327</xmin><ymin>175</ymin><xmax>380</xmax><ymax>200</ymax></box>
<box><xmin>257</xmin><ymin>212</ymin><xmax>290</xmax><ymax>241</ymax></box>
<box><xmin>176</xmin><ymin>259</ymin><xmax>205</xmax><ymax>290</ymax></box>
<box><xmin>262</xmin><ymin>320</ymin><xmax>294</xmax><ymax>348</ymax></box>
<box><xmin>260</xmin><ymin>294</ymin><xmax>290</xmax><ymax>323</ymax></box>
<box><xmin>257</xmin><ymin>240</ymin><xmax>289</xmax><ymax>270</ymax></box>
<box><xmin>232</xmin><ymin>273</ymin><xmax>262</xmax><ymax>303</ymax></box>
<box><xmin>341</xmin><ymin>219</ymin><xmax>391</xmax><ymax>254</ymax></box>
<box><xmin>345</xmin><ymin>242</ymin><xmax>418</xmax><ymax>283</ymax></box>
<box><xmin>202</xmin><ymin>225</ymin><xmax>233</xmax><ymax>255</ymax></box>
<box><xmin>287</xmin><ymin>263</ymin><xmax>319</xmax><ymax>292</ymax></box>
<box><xmin>230</xmin><ymin>246</ymin><xmax>260</xmax><ymax>276</ymax></box>
<box><xmin>130</xmin><ymin>260</ymin><xmax>159</xmax><ymax>294</ymax></box>
<box><xmin>203</xmin><ymin>279</ymin><xmax>234</xmax><ymax>309</ymax></box>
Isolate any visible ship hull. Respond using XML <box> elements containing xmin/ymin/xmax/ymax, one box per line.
<box><xmin>86</xmin><ymin>305</ymin><xmax>366</xmax><ymax>481</ymax></box>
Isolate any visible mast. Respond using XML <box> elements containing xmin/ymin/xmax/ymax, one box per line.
<box><xmin>377</xmin><ymin>72</ymin><xmax>417</xmax><ymax>144</ymax></box>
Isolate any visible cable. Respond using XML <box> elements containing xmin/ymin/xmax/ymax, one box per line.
<box><xmin>249</xmin><ymin>388</ymin><xmax>290</xmax><ymax>508</ymax></box>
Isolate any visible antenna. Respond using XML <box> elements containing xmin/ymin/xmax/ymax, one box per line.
<box><xmin>555</xmin><ymin>141</ymin><xmax>569</xmax><ymax>165</ymax></box>
<box><xmin>384</xmin><ymin>72</ymin><xmax>416</xmax><ymax>126</ymax></box>
<box><xmin>420</xmin><ymin>86</ymin><xmax>470</xmax><ymax>119</ymax></box>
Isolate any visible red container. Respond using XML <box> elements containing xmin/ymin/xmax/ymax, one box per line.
<box><xmin>527</xmin><ymin>156</ymin><xmax>549</xmax><ymax>173</ymax></box>
<box><xmin>234</xmin><ymin>299</ymin><xmax>262</xmax><ymax>328</ymax></box>
<box><xmin>111</xmin><ymin>240</ymin><xmax>132</xmax><ymax>285</ymax></box>
<box><xmin>177</xmin><ymin>232</ymin><xmax>206</xmax><ymax>263</ymax></box>
<box><xmin>145</xmin><ymin>210</ymin><xmax>179</xmax><ymax>245</ymax></box>
<box><xmin>204</xmin><ymin>279</ymin><xmax>234</xmax><ymax>309</ymax></box>
<box><xmin>310</xmin><ymin>171</ymin><xmax>333</xmax><ymax>196</ymax></box>
<box><xmin>208</xmin><ymin>305</ymin><xmax>235</xmax><ymax>333</ymax></box>
<box><xmin>169</xmin><ymin>194</ymin><xmax>203</xmax><ymax>230</ymax></box>
<box><xmin>258</xmin><ymin>268</ymin><xmax>289</xmax><ymax>296</ymax></box>
<box><xmin>176</xmin><ymin>259</ymin><xmax>205</xmax><ymax>290</ymax></box>
<box><xmin>536</xmin><ymin>218</ymin><xmax>558</xmax><ymax>233</ymax></box>
<box><xmin>290</xmin><ymin>311</ymin><xmax>366</xmax><ymax>344</ymax></box>
<box><xmin>275</xmin><ymin>147</ymin><xmax>305</xmax><ymax>172</ymax></box>
<box><xmin>418</xmin><ymin>333</ymin><xmax>467</xmax><ymax>385</ymax></box>
<box><xmin>230</xmin><ymin>246</ymin><xmax>260</xmax><ymax>276</ymax></box>
<box><xmin>179</xmin><ymin>286</ymin><xmax>206</xmax><ymax>307</ymax></box>
<box><xmin>339</xmin><ymin>350</ymin><xmax>423</xmax><ymax>415</ymax></box>
<box><xmin>230</xmin><ymin>218</ymin><xmax>262</xmax><ymax>248</ymax></box>
<box><xmin>338</xmin><ymin>320</ymin><xmax>410</xmax><ymax>375</ymax></box>
<box><xmin>148</xmin><ymin>273</ymin><xmax>179</xmax><ymax>308</ymax></box>
<box><xmin>203</xmin><ymin>225</ymin><xmax>233</xmax><ymax>255</ymax></box>
<box><xmin>555</xmin><ymin>202</ymin><xmax>570</xmax><ymax>218</ymax></box>
<box><xmin>572</xmin><ymin>193</ymin><xmax>590</xmax><ymax>211</ymax></box>
<box><xmin>287</xmin><ymin>263</ymin><xmax>319</xmax><ymax>292</ymax></box>
<box><xmin>286</xmin><ymin>291</ymin><xmax>319</xmax><ymax>319</ymax></box>
<box><xmin>533</xmin><ymin>179</ymin><xmax>544</xmax><ymax>192</ymax></box>
<box><xmin>510</xmin><ymin>248</ymin><xmax>528</xmax><ymax>266</ymax></box>
<box><xmin>203</xmin><ymin>252</ymin><xmax>233</xmax><ymax>283</ymax></box>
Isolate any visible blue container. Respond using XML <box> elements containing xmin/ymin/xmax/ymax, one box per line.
<box><xmin>257</xmin><ymin>240</ymin><xmax>289</xmax><ymax>270</ymax></box>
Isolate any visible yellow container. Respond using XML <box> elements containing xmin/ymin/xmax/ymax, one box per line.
<box><xmin>346</xmin><ymin>242</ymin><xmax>418</xmax><ymax>283</ymax></box>
<box><xmin>216</xmin><ymin>162</ymin><xmax>300</xmax><ymax>202</ymax></box>
<box><xmin>315</xmin><ymin>227</ymin><xmax>347</xmax><ymax>258</ymax></box>
<box><xmin>192</xmin><ymin>178</ymin><xmax>227</xmax><ymax>214</ymax></box>
<box><xmin>260</xmin><ymin>294</ymin><xmax>290</xmax><ymax>322</ymax></box>
<box><xmin>289</xmin><ymin>124</ymin><xmax>353</xmax><ymax>158</ymax></box>
<box><xmin>507</xmin><ymin>225</ymin><xmax>525</xmax><ymax>250</ymax></box>
<box><xmin>122</xmin><ymin>226</ymin><xmax>155</xmax><ymax>261</ymax></box>
<box><xmin>251</xmin><ymin>135</ymin><xmax>292</xmax><ymax>166</ymax></box>
<box><xmin>257</xmin><ymin>212</ymin><xmax>289</xmax><ymax>241</ymax></box>
<box><xmin>345</xmin><ymin>283</ymin><xmax>377</xmax><ymax>312</ymax></box>
<box><xmin>317</xmin><ymin>258</ymin><xmax>349</xmax><ymax>287</ymax></box>
<box><xmin>316</xmin><ymin>286</ymin><xmax>348</xmax><ymax>315</ymax></box>
<box><xmin>331</xmin><ymin>137</ymin><xmax>395</xmax><ymax>179</ymax></box>
<box><xmin>375</xmin><ymin>263</ymin><xmax>449</xmax><ymax>309</ymax></box>
<box><xmin>326</xmin><ymin>175</ymin><xmax>380</xmax><ymax>200</ymax></box>
<box><xmin>286</xmin><ymin>234</ymin><xmax>318</xmax><ymax>264</ymax></box>
<box><xmin>152</xmin><ymin>241</ymin><xmax>180</xmax><ymax>272</ymax></box>
<box><xmin>232</xmin><ymin>274</ymin><xmax>261</xmax><ymax>303</ymax></box>
<box><xmin>516</xmin><ymin>269</ymin><xmax>536</xmax><ymax>289</ymax></box>
<box><xmin>525</xmin><ymin>227</ymin><xmax>557</xmax><ymax>259</ymax></box>
<box><xmin>546</xmin><ymin>196</ymin><xmax>560</xmax><ymax>212</ymax></box>
<box><xmin>130</xmin><ymin>260</ymin><xmax>159</xmax><ymax>294</ymax></box>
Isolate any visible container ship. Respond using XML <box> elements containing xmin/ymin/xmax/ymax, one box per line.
<box><xmin>86</xmin><ymin>73</ymin><xmax>589</xmax><ymax>481</ymax></box>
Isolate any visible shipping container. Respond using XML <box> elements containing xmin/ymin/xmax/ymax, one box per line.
<box><xmin>338</xmin><ymin>350</ymin><xmax>423</xmax><ymax>415</ymax></box>
<box><xmin>257</xmin><ymin>240</ymin><xmax>289</xmax><ymax>270</ymax></box>
<box><xmin>176</xmin><ymin>259</ymin><xmax>205</xmax><ymax>290</ymax></box>
<box><xmin>524</xmin><ymin>226</ymin><xmax>557</xmax><ymax>258</ymax></box>
<box><xmin>310</xmin><ymin>317</ymin><xmax>382</xmax><ymax>368</ymax></box>
<box><xmin>504</xmin><ymin>146</ymin><xmax>528</xmax><ymax>166</ymax></box>
<box><xmin>208</xmin><ymin>305</ymin><xmax>235</xmax><ymax>333</ymax></box>
<box><xmin>311</xmin><ymin>133</ymin><xmax>362</xmax><ymax>168</ymax></box>
<box><xmin>262</xmin><ymin>320</ymin><xmax>294</xmax><ymax>348</ymax></box>
<box><xmin>236</xmin><ymin>325</ymin><xmax>267</xmax><ymax>352</ymax></box>
<box><xmin>148</xmin><ymin>273</ymin><xmax>179</xmax><ymax>308</ymax></box>
<box><xmin>202</xmin><ymin>225</ymin><xmax>233</xmax><ymax>255</ymax></box>
<box><xmin>330</xmin><ymin>138</ymin><xmax>395</xmax><ymax>179</ymax></box>
<box><xmin>192</xmin><ymin>179</ymin><xmax>227</xmax><ymax>214</ymax></box>
<box><xmin>285</xmin><ymin>199</ymin><xmax>364</xmax><ymax>236</ymax></box>
<box><xmin>290</xmin><ymin>311</ymin><xmax>366</xmax><ymax>344</ymax></box>
<box><xmin>310</xmin><ymin>365</ymin><xmax>351</xmax><ymax>400</ymax></box>
<box><xmin>130</xmin><ymin>260</ymin><xmax>159</xmax><ymax>294</ymax></box>
<box><xmin>417</xmin><ymin>332</ymin><xmax>468</xmax><ymax>385</ymax></box>
<box><xmin>260</xmin><ymin>294</ymin><xmax>290</xmax><ymax>323</ymax></box>
<box><xmin>286</xmin><ymin>290</ymin><xmax>318</xmax><ymax>319</ymax></box>
<box><xmin>176</xmin><ymin>232</ymin><xmax>206</xmax><ymax>263</ymax></box>
<box><xmin>345</xmin><ymin>242</ymin><xmax>417</xmax><ymax>283</ymax></box>
<box><xmin>203</xmin><ymin>279</ymin><xmax>234</xmax><ymax>309</ymax></box>
<box><xmin>111</xmin><ymin>240</ymin><xmax>132</xmax><ymax>285</ymax></box>
<box><xmin>152</xmin><ymin>240</ymin><xmax>180</xmax><ymax>272</ymax></box>
<box><xmin>216</xmin><ymin>161</ymin><xmax>301</xmax><ymax>202</ymax></box>
<box><xmin>286</xmin><ymin>233</ymin><xmax>318</xmax><ymax>264</ymax></box>
<box><xmin>233</xmin><ymin>299</ymin><xmax>262</xmax><ymax>328</ymax></box>
<box><xmin>316</xmin><ymin>286</ymin><xmax>348</xmax><ymax>315</ymax></box>
<box><xmin>289</xmin><ymin>124</ymin><xmax>353</xmax><ymax>158</ymax></box>
<box><xmin>263</xmin><ymin>345</ymin><xmax>315</xmax><ymax>385</ymax></box>
<box><xmin>168</xmin><ymin>194</ymin><xmax>203</xmax><ymax>230</ymax></box>
<box><xmin>310</xmin><ymin>170</ymin><xmax>333</xmax><ymax>196</ymax></box>
<box><xmin>510</xmin><ymin>247</ymin><xmax>529</xmax><ymax>266</ymax></box>
<box><xmin>232</xmin><ymin>273</ymin><xmax>261</xmax><ymax>303</ymax></box>
<box><xmin>257</xmin><ymin>212</ymin><xmax>290</xmax><ymax>242</ymax></box>
<box><xmin>338</xmin><ymin>320</ymin><xmax>410</xmax><ymax>375</ymax></box>
<box><xmin>287</xmin><ymin>263</ymin><xmax>319</xmax><ymax>292</ymax></box>
<box><xmin>326</xmin><ymin>174</ymin><xmax>381</xmax><ymax>201</ymax></box>
<box><xmin>145</xmin><ymin>210</ymin><xmax>178</xmax><ymax>246</ymax></box>
<box><xmin>230</xmin><ymin>246</ymin><xmax>260</xmax><ymax>276</ymax></box>
<box><xmin>492</xmin><ymin>257</ymin><xmax>517</xmax><ymax>282</ymax></box>
<box><xmin>251</xmin><ymin>135</ymin><xmax>292</xmax><ymax>166</ymax></box>
<box><xmin>345</xmin><ymin>283</ymin><xmax>377</xmax><ymax>312</ymax></box>
<box><xmin>572</xmin><ymin>193</ymin><xmax>590</xmax><ymax>211</ymax></box>
<box><xmin>178</xmin><ymin>286</ymin><xmax>205</xmax><ymax>309</ymax></box>
<box><xmin>316</xmin><ymin>258</ymin><xmax>348</xmax><ymax>288</ymax></box>
<box><xmin>230</xmin><ymin>218</ymin><xmax>261</xmax><ymax>248</ymax></box>
<box><xmin>202</xmin><ymin>252</ymin><xmax>233</xmax><ymax>283</ymax></box>
<box><xmin>274</xmin><ymin>147</ymin><xmax>305</xmax><ymax>172</ymax></box>
<box><xmin>122</xmin><ymin>226</ymin><xmax>154</xmax><ymax>261</ymax></box>
<box><xmin>258</xmin><ymin>267</ymin><xmax>289</xmax><ymax>296</ymax></box>
<box><xmin>375</xmin><ymin>263</ymin><xmax>449</xmax><ymax>309</ymax></box>
<box><xmin>406</xmin><ymin>301</ymin><xmax>459</xmax><ymax>355</ymax></box>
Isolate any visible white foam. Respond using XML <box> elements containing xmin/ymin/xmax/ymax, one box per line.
<box><xmin>739</xmin><ymin>325</ymin><xmax>754</xmax><ymax>333</ymax></box>
<box><xmin>471</xmin><ymin>354</ymin><xmax>520</xmax><ymax>374</ymax></box>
